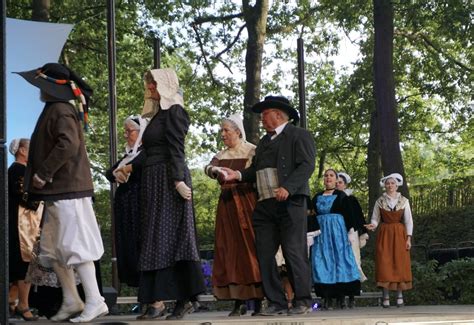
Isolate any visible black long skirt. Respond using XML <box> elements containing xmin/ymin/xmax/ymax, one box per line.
<box><xmin>137</xmin><ymin>162</ymin><xmax>205</xmax><ymax>302</ymax></box>
<box><xmin>138</xmin><ymin>261</ymin><xmax>205</xmax><ymax>303</ymax></box>
<box><xmin>114</xmin><ymin>181</ymin><xmax>141</xmax><ymax>287</ymax></box>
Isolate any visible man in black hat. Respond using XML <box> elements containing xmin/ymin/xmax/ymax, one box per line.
<box><xmin>222</xmin><ymin>95</ymin><xmax>316</xmax><ymax>315</ymax></box>
<box><xmin>15</xmin><ymin>63</ymin><xmax>108</xmax><ymax>322</ymax></box>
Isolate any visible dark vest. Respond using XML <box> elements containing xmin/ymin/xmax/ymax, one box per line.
<box><xmin>254</xmin><ymin>134</ymin><xmax>282</xmax><ymax>170</ymax></box>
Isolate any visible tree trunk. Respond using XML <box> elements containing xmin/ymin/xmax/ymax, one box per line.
<box><xmin>367</xmin><ymin>108</ymin><xmax>382</xmax><ymax>217</ymax></box>
<box><xmin>32</xmin><ymin>0</ymin><xmax>50</xmax><ymax>21</ymax></box>
<box><xmin>373</xmin><ymin>0</ymin><xmax>409</xmax><ymax>198</ymax></box>
<box><xmin>242</xmin><ymin>0</ymin><xmax>269</xmax><ymax>145</ymax></box>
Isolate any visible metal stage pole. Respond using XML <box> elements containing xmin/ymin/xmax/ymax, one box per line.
<box><xmin>297</xmin><ymin>37</ymin><xmax>307</xmax><ymax>129</ymax></box>
<box><xmin>154</xmin><ymin>38</ymin><xmax>161</xmax><ymax>69</ymax></box>
<box><xmin>0</xmin><ymin>0</ymin><xmax>9</xmax><ymax>323</ymax></box>
<box><xmin>106</xmin><ymin>0</ymin><xmax>119</xmax><ymax>292</ymax></box>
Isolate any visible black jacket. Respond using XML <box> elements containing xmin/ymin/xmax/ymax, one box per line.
<box><xmin>241</xmin><ymin>123</ymin><xmax>316</xmax><ymax>197</ymax></box>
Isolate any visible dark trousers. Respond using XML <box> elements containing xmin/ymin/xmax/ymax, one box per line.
<box><xmin>252</xmin><ymin>196</ymin><xmax>312</xmax><ymax>308</ymax></box>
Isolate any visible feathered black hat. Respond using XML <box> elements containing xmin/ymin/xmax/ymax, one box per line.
<box><xmin>15</xmin><ymin>63</ymin><xmax>93</xmax><ymax>130</ymax></box>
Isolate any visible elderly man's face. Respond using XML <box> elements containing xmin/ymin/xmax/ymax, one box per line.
<box><xmin>261</xmin><ymin>108</ymin><xmax>282</xmax><ymax>132</ymax></box>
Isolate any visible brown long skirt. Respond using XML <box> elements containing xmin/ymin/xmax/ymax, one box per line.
<box><xmin>211</xmin><ymin>181</ymin><xmax>263</xmax><ymax>300</ymax></box>
<box><xmin>375</xmin><ymin>210</ymin><xmax>412</xmax><ymax>291</ymax></box>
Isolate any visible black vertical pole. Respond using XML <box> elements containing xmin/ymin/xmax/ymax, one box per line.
<box><xmin>0</xmin><ymin>0</ymin><xmax>9</xmax><ymax>324</ymax></box>
<box><xmin>297</xmin><ymin>37</ymin><xmax>307</xmax><ymax>129</ymax></box>
<box><xmin>106</xmin><ymin>0</ymin><xmax>119</xmax><ymax>291</ymax></box>
<box><xmin>153</xmin><ymin>38</ymin><xmax>161</xmax><ymax>69</ymax></box>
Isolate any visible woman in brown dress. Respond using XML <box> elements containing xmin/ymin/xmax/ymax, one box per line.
<box><xmin>204</xmin><ymin>114</ymin><xmax>263</xmax><ymax>316</ymax></box>
<box><xmin>366</xmin><ymin>173</ymin><xmax>413</xmax><ymax>308</ymax></box>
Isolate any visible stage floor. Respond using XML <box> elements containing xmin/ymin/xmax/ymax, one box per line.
<box><xmin>9</xmin><ymin>305</ymin><xmax>474</xmax><ymax>325</ymax></box>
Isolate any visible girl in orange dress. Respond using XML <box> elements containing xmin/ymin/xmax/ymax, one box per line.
<box><xmin>366</xmin><ymin>173</ymin><xmax>413</xmax><ymax>308</ymax></box>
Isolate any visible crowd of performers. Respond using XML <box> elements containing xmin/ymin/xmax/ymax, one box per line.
<box><xmin>8</xmin><ymin>63</ymin><xmax>413</xmax><ymax>322</ymax></box>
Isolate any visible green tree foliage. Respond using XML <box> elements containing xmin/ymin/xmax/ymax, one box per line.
<box><xmin>291</xmin><ymin>0</ymin><xmax>472</xmax><ymax>208</ymax></box>
<box><xmin>190</xmin><ymin>169</ymin><xmax>220</xmax><ymax>249</ymax></box>
<box><xmin>440</xmin><ymin>258</ymin><xmax>474</xmax><ymax>304</ymax></box>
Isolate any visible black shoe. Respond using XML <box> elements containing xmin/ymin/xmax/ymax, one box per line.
<box><xmin>136</xmin><ymin>305</ymin><xmax>166</xmax><ymax>320</ymax></box>
<box><xmin>191</xmin><ymin>301</ymin><xmax>201</xmax><ymax>312</ymax></box>
<box><xmin>165</xmin><ymin>301</ymin><xmax>193</xmax><ymax>320</ymax></box>
<box><xmin>287</xmin><ymin>305</ymin><xmax>310</xmax><ymax>315</ymax></box>
<box><xmin>251</xmin><ymin>299</ymin><xmax>262</xmax><ymax>316</ymax></box>
<box><xmin>348</xmin><ymin>296</ymin><xmax>355</xmax><ymax>308</ymax></box>
<box><xmin>229</xmin><ymin>304</ymin><xmax>247</xmax><ymax>316</ymax></box>
<box><xmin>15</xmin><ymin>307</ymin><xmax>39</xmax><ymax>321</ymax></box>
<box><xmin>258</xmin><ymin>304</ymin><xmax>287</xmax><ymax>316</ymax></box>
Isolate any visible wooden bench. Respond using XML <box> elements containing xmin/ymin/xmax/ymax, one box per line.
<box><xmin>354</xmin><ymin>291</ymin><xmax>383</xmax><ymax>306</ymax></box>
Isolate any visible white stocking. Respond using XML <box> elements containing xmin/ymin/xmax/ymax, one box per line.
<box><xmin>70</xmin><ymin>262</ymin><xmax>108</xmax><ymax>323</ymax></box>
<box><xmin>75</xmin><ymin>261</ymin><xmax>102</xmax><ymax>304</ymax></box>
<box><xmin>52</xmin><ymin>261</ymin><xmax>82</xmax><ymax>306</ymax></box>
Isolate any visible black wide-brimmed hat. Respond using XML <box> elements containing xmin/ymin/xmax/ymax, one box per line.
<box><xmin>252</xmin><ymin>95</ymin><xmax>299</xmax><ymax>125</ymax></box>
<box><xmin>14</xmin><ymin>62</ymin><xmax>93</xmax><ymax>101</ymax></box>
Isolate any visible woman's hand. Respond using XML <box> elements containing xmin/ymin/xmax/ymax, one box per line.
<box><xmin>114</xmin><ymin>170</ymin><xmax>129</xmax><ymax>183</ymax></box>
<box><xmin>113</xmin><ymin>164</ymin><xmax>132</xmax><ymax>183</ymax></box>
<box><xmin>307</xmin><ymin>230</ymin><xmax>321</xmax><ymax>247</ymax></box>
<box><xmin>359</xmin><ymin>233</ymin><xmax>369</xmax><ymax>248</ymax></box>
<box><xmin>365</xmin><ymin>223</ymin><xmax>376</xmax><ymax>231</ymax></box>
<box><xmin>175</xmin><ymin>181</ymin><xmax>192</xmax><ymax>200</ymax></box>
<box><xmin>220</xmin><ymin>167</ymin><xmax>239</xmax><ymax>181</ymax></box>
<box><xmin>406</xmin><ymin>236</ymin><xmax>412</xmax><ymax>250</ymax></box>
<box><xmin>32</xmin><ymin>173</ymin><xmax>46</xmax><ymax>189</ymax></box>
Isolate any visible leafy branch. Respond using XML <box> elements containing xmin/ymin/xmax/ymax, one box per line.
<box><xmin>191</xmin><ymin>23</ymin><xmax>221</xmax><ymax>86</ymax></box>
<box><xmin>396</xmin><ymin>30</ymin><xmax>473</xmax><ymax>73</ymax></box>
<box><xmin>267</xmin><ymin>5</ymin><xmax>323</xmax><ymax>35</ymax></box>
<box><xmin>193</xmin><ymin>12</ymin><xmax>244</xmax><ymax>25</ymax></box>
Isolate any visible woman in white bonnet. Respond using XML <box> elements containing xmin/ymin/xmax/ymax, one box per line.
<box><xmin>116</xmin><ymin>68</ymin><xmax>205</xmax><ymax>320</ymax></box>
<box><xmin>366</xmin><ymin>173</ymin><xmax>413</xmax><ymax>308</ymax></box>
<box><xmin>309</xmin><ymin>168</ymin><xmax>361</xmax><ymax>310</ymax></box>
<box><xmin>105</xmin><ymin>115</ymin><xmax>147</xmax><ymax>288</ymax></box>
<box><xmin>204</xmin><ymin>114</ymin><xmax>263</xmax><ymax>316</ymax></box>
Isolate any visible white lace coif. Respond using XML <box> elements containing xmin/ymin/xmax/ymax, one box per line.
<box><xmin>146</xmin><ymin>68</ymin><xmax>184</xmax><ymax>111</ymax></box>
<box><xmin>224</xmin><ymin>113</ymin><xmax>246</xmax><ymax>142</ymax></box>
<box><xmin>9</xmin><ymin>138</ymin><xmax>21</xmax><ymax>155</ymax></box>
<box><xmin>380</xmin><ymin>173</ymin><xmax>403</xmax><ymax>187</ymax></box>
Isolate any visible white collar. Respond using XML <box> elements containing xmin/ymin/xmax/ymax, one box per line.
<box><xmin>271</xmin><ymin>121</ymin><xmax>288</xmax><ymax>139</ymax></box>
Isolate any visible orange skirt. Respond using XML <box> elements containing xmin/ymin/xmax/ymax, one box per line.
<box><xmin>375</xmin><ymin>223</ymin><xmax>412</xmax><ymax>291</ymax></box>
